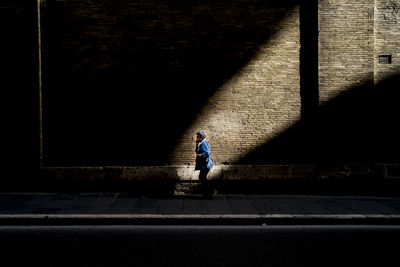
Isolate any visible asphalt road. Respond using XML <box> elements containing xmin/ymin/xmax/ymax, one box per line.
<box><xmin>1</xmin><ymin>225</ymin><xmax>399</xmax><ymax>266</ymax></box>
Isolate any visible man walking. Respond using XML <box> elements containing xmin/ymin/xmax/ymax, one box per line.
<box><xmin>195</xmin><ymin>130</ymin><xmax>217</xmax><ymax>199</ymax></box>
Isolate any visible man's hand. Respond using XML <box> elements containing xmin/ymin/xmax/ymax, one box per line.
<box><xmin>196</xmin><ymin>153</ymin><xmax>202</xmax><ymax>157</ymax></box>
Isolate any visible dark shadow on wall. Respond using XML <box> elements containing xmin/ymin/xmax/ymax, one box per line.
<box><xmin>41</xmin><ymin>0</ymin><xmax>299</xmax><ymax>166</ymax></box>
<box><xmin>0</xmin><ymin>1</ymin><xmax>40</xmax><ymax>168</ymax></box>
<box><xmin>237</xmin><ymin>74</ymin><xmax>400</xmax><ymax>165</ymax></box>
<box><xmin>299</xmin><ymin>0</ymin><xmax>318</xmax><ymax>119</ymax></box>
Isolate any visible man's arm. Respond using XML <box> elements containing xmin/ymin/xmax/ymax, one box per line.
<box><xmin>199</xmin><ymin>142</ymin><xmax>210</xmax><ymax>158</ymax></box>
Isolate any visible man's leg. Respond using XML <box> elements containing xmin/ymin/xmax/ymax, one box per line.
<box><xmin>199</xmin><ymin>169</ymin><xmax>210</xmax><ymax>197</ymax></box>
<box><xmin>199</xmin><ymin>169</ymin><xmax>217</xmax><ymax>198</ymax></box>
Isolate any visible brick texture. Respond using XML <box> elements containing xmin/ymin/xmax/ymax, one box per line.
<box><xmin>374</xmin><ymin>0</ymin><xmax>400</xmax><ymax>82</ymax></box>
<box><xmin>318</xmin><ymin>0</ymin><xmax>375</xmax><ymax>104</ymax></box>
<box><xmin>171</xmin><ymin>7</ymin><xmax>301</xmax><ymax>165</ymax></box>
<box><xmin>374</xmin><ymin>0</ymin><xmax>400</xmax><ymax>162</ymax></box>
<box><xmin>2</xmin><ymin>0</ymin><xmax>400</xmax><ymax>170</ymax></box>
<box><xmin>41</xmin><ymin>0</ymin><xmax>300</xmax><ymax>166</ymax></box>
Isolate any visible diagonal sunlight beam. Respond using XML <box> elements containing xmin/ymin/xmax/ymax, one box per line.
<box><xmin>171</xmin><ymin>6</ymin><xmax>301</xmax><ymax>173</ymax></box>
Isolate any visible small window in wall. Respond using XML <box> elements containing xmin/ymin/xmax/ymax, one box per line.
<box><xmin>379</xmin><ymin>54</ymin><xmax>392</xmax><ymax>64</ymax></box>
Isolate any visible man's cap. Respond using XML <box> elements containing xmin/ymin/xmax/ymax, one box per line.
<box><xmin>196</xmin><ymin>130</ymin><xmax>207</xmax><ymax>138</ymax></box>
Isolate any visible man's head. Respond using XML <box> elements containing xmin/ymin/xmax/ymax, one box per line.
<box><xmin>196</xmin><ymin>130</ymin><xmax>206</xmax><ymax>142</ymax></box>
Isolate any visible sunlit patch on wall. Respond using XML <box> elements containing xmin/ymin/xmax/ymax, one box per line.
<box><xmin>171</xmin><ymin>7</ymin><xmax>301</xmax><ymax>167</ymax></box>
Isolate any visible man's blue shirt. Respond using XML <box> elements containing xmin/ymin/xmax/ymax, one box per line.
<box><xmin>195</xmin><ymin>139</ymin><xmax>213</xmax><ymax>170</ymax></box>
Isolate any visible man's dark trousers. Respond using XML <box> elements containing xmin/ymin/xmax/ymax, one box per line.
<box><xmin>199</xmin><ymin>169</ymin><xmax>212</xmax><ymax>196</ymax></box>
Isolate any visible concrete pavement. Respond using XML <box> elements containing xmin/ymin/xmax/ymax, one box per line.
<box><xmin>1</xmin><ymin>193</ymin><xmax>400</xmax><ymax>225</ymax></box>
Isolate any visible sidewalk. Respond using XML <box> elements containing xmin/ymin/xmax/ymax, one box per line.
<box><xmin>1</xmin><ymin>193</ymin><xmax>400</xmax><ymax>225</ymax></box>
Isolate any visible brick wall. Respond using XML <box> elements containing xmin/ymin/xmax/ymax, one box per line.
<box><xmin>318</xmin><ymin>0</ymin><xmax>375</xmax><ymax>104</ymax></box>
<box><xmin>374</xmin><ymin>0</ymin><xmax>400</xmax><ymax>162</ymax></box>
<box><xmin>171</xmin><ymin>6</ymin><xmax>301</xmax><ymax>165</ymax></box>
<box><xmin>0</xmin><ymin>1</ymin><xmax>39</xmax><ymax>168</ymax></box>
<box><xmin>2</xmin><ymin>0</ymin><xmax>400</xmax><ymax>172</ymax></box>
<box><xmin>374</xmin><ymin>0</ymin><xmax>400</xmax><ymax>82</ymax></box>
<box><xmin>41</xmin><ymin>0</ymin><xmax>300</xmax><ymax>166</ymax></box>
<box><xmin>317</xmin><ymin>0</ymin><xmax>400</xmax><ymax>164</ymax></box>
